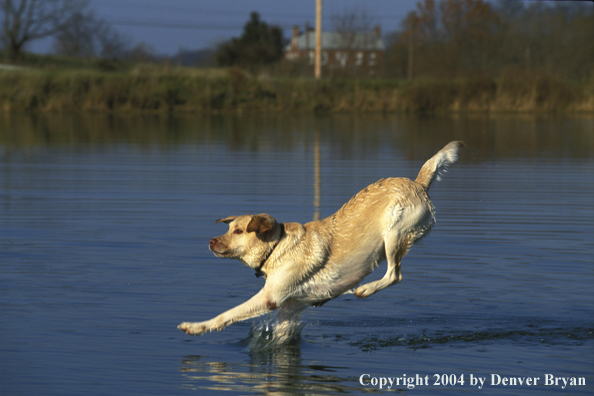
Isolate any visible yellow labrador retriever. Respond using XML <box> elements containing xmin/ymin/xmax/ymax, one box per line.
<box><xmin>179</xmin><ymin>141</ymin><xmax>464</xmax><ymax>335</ymax></box>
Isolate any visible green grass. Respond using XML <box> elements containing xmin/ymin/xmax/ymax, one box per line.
<box><xmin>0</xmin><ymin>58</ymin><xmax>592</xmax><ymax>113</ymax></box>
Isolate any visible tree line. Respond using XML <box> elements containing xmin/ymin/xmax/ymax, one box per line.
<box><xmin>388</xmin><ymin>0</ymin><xmax>593</xmax><ymax>80</ymax></box>
<box><xmin>1</xmin><ymin>0</ymin><xmax>592</xmax><ymax>81</ymax></box>
<box><xmin>1</xmin><ymin>0</ymin><xmax>128</xmax><ymax>61</ymax></box>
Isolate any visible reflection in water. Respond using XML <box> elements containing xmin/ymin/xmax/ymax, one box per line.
<box><xmin>313</xmin><ymin>126</ymin><xmax>321</xmax><ymax>221</ymax></box>
<box><xmin>180</xmin><ymin>334</ymin><xmax>354</xmax><ymax>394</ymax></box>
<box><xmin>180</xmin><ymin>342</ymin><xmax>306</xmax><ymax>393</ymax></box>
<box><xmin>1</xmin><ymin>112</ymin><xmax>592</xmax><ymax>161</ymax></box>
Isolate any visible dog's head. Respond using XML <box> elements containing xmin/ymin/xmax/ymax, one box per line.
<box><xmin>209</xmin><ymin>214</ymin><xmax>282</xmax><ymax>270</ymax></box>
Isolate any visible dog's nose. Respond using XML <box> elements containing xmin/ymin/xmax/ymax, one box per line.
<box><xmin>209</xmin><ymin>238</ymin><xmax>217</xmax><ymax>249</ymax></box>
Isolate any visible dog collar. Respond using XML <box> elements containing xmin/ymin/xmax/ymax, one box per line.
<box><xmin>255</xmin><ymin>223</ymin><xmax>284</xmax><ymax>278</ymax></box>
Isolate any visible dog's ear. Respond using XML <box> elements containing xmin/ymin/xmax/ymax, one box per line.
<box><xmin>216</xmin><ymin>216</ymin><xmax>236</xmax><ymax>224</ymax></box>
<box><xmin>246</xmin><ymin>214</ymin><xmax>278</xmax><ymax>239</ymax></box>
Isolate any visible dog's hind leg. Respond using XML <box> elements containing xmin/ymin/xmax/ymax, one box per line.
<box><xmin>354</xmin><ymin>236</ymin><xmax>410</xmax><ymax>298</ymax></box>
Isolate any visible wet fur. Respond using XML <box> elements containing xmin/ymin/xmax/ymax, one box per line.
<box><xmin>178</xmin><ymin>141</ymin><xmax>464</xmax><ymax>335</ymax></box>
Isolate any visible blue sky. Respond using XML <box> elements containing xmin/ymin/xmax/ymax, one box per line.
<box><xmin>29</xmin><ymin>0</ymin><xmax>419</xmax><ymax>55</ymax></box>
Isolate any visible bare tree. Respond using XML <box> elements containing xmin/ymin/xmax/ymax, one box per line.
<box><xmin>1</xmin><ymin>0</ymin><xmax>87</xmax><ymax>61</ymax></box>
<box><xmin>52</xmin><ymin>10</ymin><xmax>95</xmax><ymax>57</ymax></box>
<box><xmin>330</xmin><ymin>6</ymin><xmax>377</xmax><ymax>50</ymax></box>
<box><xmin>96</xmin><ymin>22</ymin><xmax>128</xmax><ymax>60</ymax></box>
<box><xmin>53</xmin><ymin>10</ymin><xmax>128</xmax><ymax>59</ymax></box>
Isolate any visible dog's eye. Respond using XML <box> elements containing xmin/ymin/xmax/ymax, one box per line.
<box><xmin>233</xmin><ymin>229</ymin><xmax>244</xmax><ymax>235</ymax></box>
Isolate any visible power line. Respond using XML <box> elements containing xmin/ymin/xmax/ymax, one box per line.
<box><xmin>112</xmin><ymin>20</ymin><xmax>244</xmax><ymax>31</ymax></box>
<box><xmin>92</xmin><ymin>0</ymin><xmax>316</xmax><ymax>20</ymax></box>
<box><xmin>112</xmin><ymin>20</ymin><xmax>316</xmax><ymax>32</ymax></box>
<box><xmin>94</xmin><ymin>1</ymin><xmax>407</xmax><ymax>28</ymax></box>
<box><xmin>110</xmin><ymin>15</ymin><xmax>407</xmax><ymax>33</ymax></box>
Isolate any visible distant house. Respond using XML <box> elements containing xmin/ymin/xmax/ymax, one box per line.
<box><xmin>285</xmin><ymin>25</ymin><xmax>385</xmax><ymax>76</ymax></box>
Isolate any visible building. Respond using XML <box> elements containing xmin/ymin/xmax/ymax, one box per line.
<box><xmin>285</xmin><ymin>25</ymin><xmax>385</xmax><ymax>76</ymax></box>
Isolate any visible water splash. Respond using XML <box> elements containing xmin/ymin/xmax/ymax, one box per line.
<box><xmin>245</xmin><ymin>307</ymin><xmax>305</xmax><ymax>350</ymax></box>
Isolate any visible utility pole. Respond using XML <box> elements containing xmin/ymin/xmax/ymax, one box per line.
<box><xmin>315</xmin><ymin>0</ymin><xmax>322</xmax><ymax>79</ymax></box>
<box><xmin>407</xmin><ymin>31</ymin><xmax>414</xmax><ymax>80</ymax></box>
<box><xmin>407</xmin><ymin>14</ymin><xmax>417</xmax><ymax>81</ymax></box>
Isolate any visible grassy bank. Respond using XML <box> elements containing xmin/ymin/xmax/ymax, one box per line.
<box><xmin>1</xmin><ymin>65</ymin><xmax>592</xmax><ymax>113</ymax></box>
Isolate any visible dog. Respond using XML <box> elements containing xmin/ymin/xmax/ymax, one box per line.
<box><xmin>178</xmin><ymin>141</ymin><xmax>464</xmax><ymax>335</ymax></box>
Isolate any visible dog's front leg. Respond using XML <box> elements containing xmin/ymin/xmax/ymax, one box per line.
<box><xmin>178</xmin><ymin>289</ymin><xmax>275</xmax><ymax>335</ymax></box>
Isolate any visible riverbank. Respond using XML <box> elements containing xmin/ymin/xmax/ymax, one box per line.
<box><xmin>1</xmin><ymin>66</ymin><xmax>592</xmax><ymax>113</ymax></box>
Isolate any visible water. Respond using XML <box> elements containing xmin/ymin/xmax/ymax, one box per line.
<box><xmin>1</xmin><ymin>113</ymin><xmax>593</xmax><ymax>395</ymax></box>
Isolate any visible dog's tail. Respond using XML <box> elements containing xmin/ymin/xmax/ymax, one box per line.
<box><xmin>415</xmin><ymin>141</ymin><xmax>465</xmax><ymax>190</ymax></box>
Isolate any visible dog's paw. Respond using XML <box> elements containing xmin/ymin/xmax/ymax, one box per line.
<box><xmin>178</xmin><ymin>322</ymin><xmax>207</xmax><ymax>335</ymax></box>
<box><xmin>353</xmin><ymin>285</ymin><xmax>375</xmax><ymax>298</ymax></box>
